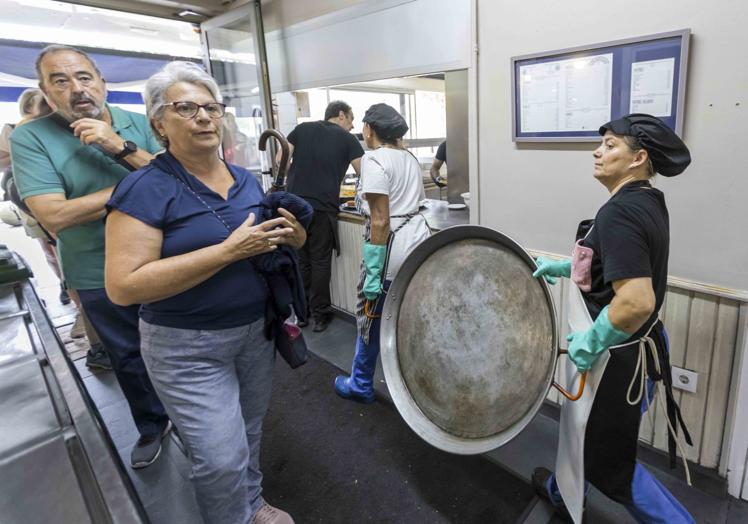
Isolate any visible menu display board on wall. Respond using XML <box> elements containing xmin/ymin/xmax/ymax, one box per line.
<box><xmin>511</xmin><ymin>30</ymin><xmax>690</xmax><ymax>142</ymax></box>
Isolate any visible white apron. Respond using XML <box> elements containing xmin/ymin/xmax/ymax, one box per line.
<box><xmin>554</xmin><ymin>282</ymin><xmax>610</xmax><ymax>524</ymax></box>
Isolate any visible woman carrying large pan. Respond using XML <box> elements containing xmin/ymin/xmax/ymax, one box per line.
<box><xmin>532</xmin><ymin>114</ymin><xmax>695</xmax><ymax>523</ymax></box>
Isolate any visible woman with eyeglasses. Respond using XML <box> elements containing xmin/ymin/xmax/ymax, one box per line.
<box><xmin>104</xmin><ymin>61</ymin><xmax>307</xmax><ymax>524</ymax></box>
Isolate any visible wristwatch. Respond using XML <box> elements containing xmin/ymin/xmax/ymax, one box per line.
<box><xmin>114</xmin><ymin>140</ymin><xmax>137</xmax><ymax>160</ymax></box>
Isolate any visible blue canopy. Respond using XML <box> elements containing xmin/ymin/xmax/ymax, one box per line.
<box><xmin>0</xmin><ymin>40</ymin><xmax>200</xmax><ymax>83</ymax></box>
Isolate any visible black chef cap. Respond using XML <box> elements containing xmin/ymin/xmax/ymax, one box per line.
<box><xmin>599</xmin><ymin>114</ymin><xmax>691</xmax><ymax>177</ymax></box>
<box><xmin>362</xmin><ymin>103</ymin><xmax>409</xmax><ymax>140</ymax></box>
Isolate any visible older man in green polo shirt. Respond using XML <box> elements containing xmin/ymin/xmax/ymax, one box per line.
<box><xmin>10</xmin><ymin>45</ymin><xmax>171</xmax><ymax>469</ymax></box>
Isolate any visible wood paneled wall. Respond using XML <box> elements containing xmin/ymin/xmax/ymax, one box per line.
<box><xmin>330</xmin><ymin>219</ymin><xmax>363</xmax><ymax>315</ymax></box>
<box><xmin>546</xmin><ymin>278</ymin><xmax>742</xmax><ymax>472</ymax></box>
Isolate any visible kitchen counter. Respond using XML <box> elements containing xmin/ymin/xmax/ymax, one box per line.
<box><xmin>337</xmin><ymin>198</ymin><xmax>469</xmax><ymax>232</ymax></box>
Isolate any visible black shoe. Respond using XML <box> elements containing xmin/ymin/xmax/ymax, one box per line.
<box><xmin>298</xmin><ymin>319</ymin><xmax>309</xmax><ymax>328</ymax></box>
<box><xmin>85</xmin><ymin>345</ymin><xmax>113</xmax><ymax>371</ymax></box>
<box><xmin>59</xmin><ymin>285</ymin><xmax>71</xmax><ymax>305</ymax></box>
<box><xmin>313</xmin><ymin>315</ymin><xmax>331</xmax><ymax>332</ymax></box>
<box><xmin>531</xmin><ymin>467</ymin><xmax>574</xmax><ymax>523</ymax></box>
<box><xmin>131</xmin><ymin>421</ymin><xmax>172</xmax><ymax>469</ymax></box>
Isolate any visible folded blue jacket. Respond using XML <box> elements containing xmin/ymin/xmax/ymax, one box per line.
<box><xmin>253</xmin><ymin>191</ymin><xmax>313</xmax><ymax>334</ymax></box>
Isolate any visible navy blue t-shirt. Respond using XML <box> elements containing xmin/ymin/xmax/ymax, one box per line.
<box><xmin>107</xmin><ymin>153</ymin><xmax>268</xmax><ymax>330</ymax></box>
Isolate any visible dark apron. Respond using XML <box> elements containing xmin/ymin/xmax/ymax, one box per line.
<box><xmin>583</xmin><ymin>317</ymin><xmax>692</xmax><ymax>503</ymax></box>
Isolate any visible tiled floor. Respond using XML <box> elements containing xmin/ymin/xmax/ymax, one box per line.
<box><xmin>4</xmin><ymin>221</ymin><xmax>748</xmax><ymax>523</ymax></box>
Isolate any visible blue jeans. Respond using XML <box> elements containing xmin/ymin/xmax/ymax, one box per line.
<box><xmin>76</xmin><ymin>288</ymin><xmax>168</xmax><ymax>436</ymax></box>
<box><xmin>139</xmin><ymin>317</ymin><xmax>275</xmax><ymax>524</ymax></box>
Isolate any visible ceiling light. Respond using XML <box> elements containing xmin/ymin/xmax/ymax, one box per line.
<box><xmin>129</xmin><ymin>26</ymin><xmax>159</xmax><ymax>35</ymax></box>
<box><xmin>178</xmin><ymin>10</ymin><xmax>201</xmax><ymax>18</ymax></box>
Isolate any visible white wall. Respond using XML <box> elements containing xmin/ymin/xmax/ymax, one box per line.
<box><xmin>477</xmin><ymin>0</ymin><xmax>748</xmax><ymax>292</ymax></box>
<box><xmin>262</xmin><ymin>0</ymin><xmax>471</xmax><ymax>92</ymax></box>
<box><xmin>260</xmin><ymin>0</ymin><xmax>369</xmax><ymax>31</ymax></box>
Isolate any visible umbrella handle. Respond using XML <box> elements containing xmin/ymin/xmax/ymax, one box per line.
<box><xmin>258</xmin><ymin>129</ymin><xmax>290</xmax><ymax>193</ymax></box>
<box><xmin>553</xmin><ymin>349</ymin><xmax>587</xmax><ymax>401</ymax></box>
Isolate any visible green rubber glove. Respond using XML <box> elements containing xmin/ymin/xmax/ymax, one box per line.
<box><xmin>532</xmin><ymin>257</ymin><xmax>571</xmax><ymax>285</ymax></box>
<box><xmin>362</xmin><ymin>242</ymin><xmax>387</xmax><ymax>300</ymax></box>
<box><xmin>566</xmin><ymin>306</ymin><xmax>630</xmax><ymax>372</ymax></box>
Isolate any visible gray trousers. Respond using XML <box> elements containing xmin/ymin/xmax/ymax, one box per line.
<box><xmin>139</xmin><ymin>318</ymin><xmax>275</xmax><ymax>524</ymax></box>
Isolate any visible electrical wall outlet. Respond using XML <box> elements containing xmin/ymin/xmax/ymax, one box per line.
<box><xmin>671</xmin><ymin>366</ymin><xmax>698</xmax><ymax>394</ymax></box>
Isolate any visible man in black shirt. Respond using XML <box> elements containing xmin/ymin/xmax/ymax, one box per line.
<box><xmin>429</xmin><ymin>140</ymin><xmax>447</xmax><ymax>187</ymax></box>
<box><xmin>286</xmin><ymin>100</ymin><xmax>364</xmax><ymax>331</ymax></box>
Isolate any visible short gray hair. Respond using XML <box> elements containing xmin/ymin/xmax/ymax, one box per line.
<box><xmin>144</xmin><ymin>61</ymin><xmax>222</xmax><ymax>146</ymax></box>
<box><xmin>36</xmin><ymin>44</ymin><xmax>102</xmax><ymax>83</ymax></box>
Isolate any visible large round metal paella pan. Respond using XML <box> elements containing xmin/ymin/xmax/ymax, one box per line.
<box><xmin>380</xmin><ymin>225</ymin><xmax>559</xmax><ymax>454</ymax></box>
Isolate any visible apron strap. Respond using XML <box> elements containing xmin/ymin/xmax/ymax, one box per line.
<box><xmin>381</xmin><ymin>212</ymin><xmax>419</xmax><ymax>276</ymax></box>
<box><xmin>390</xmin><ymin>212</ymin><xmax>419</xmax><ymax>233</ymax></box>
<box><xmin>619</xmin><ymin>320</ymin><xmax>693</xmax><ymax>486</ymax></box>
<box><xmin>362</xmin><ymin>212</ymin><xmax>418</xmax><ymax>320</ymax></box>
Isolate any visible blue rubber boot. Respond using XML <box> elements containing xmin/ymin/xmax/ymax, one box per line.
<box><xmin>335</xmin><ymin>329</ymin><xmax>379</xmax><ymax>404</ymax></box>
<box><xmin>334</xmin><ymin>286</ymin><xmax>387</xmax><ymax>404</ymax></box>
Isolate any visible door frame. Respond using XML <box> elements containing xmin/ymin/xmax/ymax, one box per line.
<box><xmin>200</xmin><ymin>2</ymin><xmax>274</xmax><ymax>134</ymax></box>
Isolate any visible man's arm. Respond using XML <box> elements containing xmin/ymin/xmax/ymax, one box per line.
<box><xmin>430</xmin><ymin>158</ymin><xmax>444</xmax><ymax>183</ymax></box>
<box><xmin>26</xmin><ymin>189</ymin><xmax>113</xmax><ymax>236</ymax></box>
<box><xmin>10</xmin><ymin>126</ymin><xmax>111</xmax><ymax>234</ymax></box>
<box><xmin>118</xmin><ymin>147</ymin><xmax>154</xmax><ymax>170</ymax></box>
<box><xmin>71</xmin><ymin>118</ymin><xmax>154</xmax><ymax>169</ymax></box>
<box><xmin>351</xmin><ymin>157</ymin><xmax>362</xmax><ymax>176</ymax></box>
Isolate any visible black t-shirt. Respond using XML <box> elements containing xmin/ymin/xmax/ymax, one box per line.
<box><xmin>579</xmin><ymin>180</ymin><xmax>669</xmax><ymax>340</ymax></box>
<box><xmin>435</xmin><ymin>140</ymin><xmax>446</xmax><ymax>163</ymax></box>
<box><xmin>286</xmin><ymin>121</ymin><xmax>364</xmax><ymax>212</ymax></box>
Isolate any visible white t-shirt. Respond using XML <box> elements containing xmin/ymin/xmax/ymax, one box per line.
<box><xmin>357</xmin><ymin>147</ymin><xmax>430</xmax><ymax>280</ymax></box>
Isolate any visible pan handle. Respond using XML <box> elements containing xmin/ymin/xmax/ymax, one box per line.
<box><xmin>363</xmin><ymin>299</ymin><xmax>380</xmax><ymax>319</ymax></box>
<box><xmin>552</xmin><ymin>349</ymin><xmax>587</xmax><ymax>401</ymax></box>
<box><xmin>258</xmin><ymin>129</ymin><xmax>290</xmax><ymax>193</ymax></box>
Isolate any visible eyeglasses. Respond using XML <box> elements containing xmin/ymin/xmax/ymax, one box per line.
<box><xmin>165</xmin><ymin>101</ymin><xmax>226</xmax><ymax>119</ymax></box>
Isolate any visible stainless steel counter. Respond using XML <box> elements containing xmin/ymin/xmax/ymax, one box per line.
<box><xmin>337</xmin><ymin>198</ymin><xmax>470</xmax><ymax>232</ymax></box>
<box><xmin>0</xmin><ymin>250</ymin><xmax>147</xmax><ymax>524</ymax></box>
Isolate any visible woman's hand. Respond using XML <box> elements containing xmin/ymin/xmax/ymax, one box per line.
<box><xmin>532</xmin><ymin>257</ymin><xmax>571</xmax><ymax>285</ymax></box>
<box><xmin>275</xmin><ymin>208</ymin><xmax>307</xmax><ymax>249</ymax></box>
<box><xmin>221</xmin><ymin>212</ymin><xmax>294</xmax><ymax>262</ymax></box>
